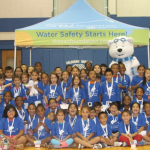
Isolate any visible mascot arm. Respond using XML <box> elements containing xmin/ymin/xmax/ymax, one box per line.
<box><xmin>109</xmin><ymin>61</ymin><xmax>117</xmax><ymax>68</ymax></box>
<box><xmin>131</xmin><ymin>56</ymin><xmax>140</xmax><ymax>68</ymax></box>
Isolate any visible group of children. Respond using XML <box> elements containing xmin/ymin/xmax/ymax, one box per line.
<box><xmin>0</xmin><ymin>61</ymin><xmax>150</xmax><ymax>149</ymax></box>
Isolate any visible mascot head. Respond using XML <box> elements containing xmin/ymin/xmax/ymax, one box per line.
<box><xmin>107</xmin><ymin>36</ymin><xmax>134</xmax><ymax>59</ymax></box>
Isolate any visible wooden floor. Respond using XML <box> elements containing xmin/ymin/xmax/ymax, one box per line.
<box><xmin>16</xmin><ymin>145</ymin><xmax>150</xmax><ymax>150</ymax></box>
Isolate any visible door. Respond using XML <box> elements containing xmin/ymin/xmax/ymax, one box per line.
<box><xmin>2</xmin><ymin>50</ymin><xmax>21</xmax><ymax>71</ymax></box>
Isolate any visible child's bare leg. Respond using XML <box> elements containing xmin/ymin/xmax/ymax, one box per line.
<box><xmin>41</xmin><ymin>137</ymin><xmax>51</xmax><ymax>145</ymax></box>
<box><xmin>74</xmin><ymin>137</ymin><xmax>93</xmax><ymax>148</ymax></box>
<box><xmin>143</xmin><ymin>135</ymin><xmax>150</xmax><ymax>142</ymax></box>
<box><xmin>88</xmin><ymin>137</ymin><xmax>101</xmax><ymax>144</ymax></box>
<box><xmin>26</xmin><ymin>134</ymin><xmax>36</xmax><ymax>145</ymax></box>
<box><xmin>13</xmin><ymin>136</ymin><xmax>27</xmax><ymax>149</ymax></box>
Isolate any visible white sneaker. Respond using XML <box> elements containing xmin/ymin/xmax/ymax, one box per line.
<box><xmin>93</xmin><ymin>143</ymin><xmax>102</xmax><ymax>149</ymax></box>
<box><xmin>78</xmin><ymin>144</ymin><xmax>84</xmax><ymax>149</ymax></box>
<box><xmin>114</xmin><ymin>142</ymin><xmax>123</xmax><ymax>147</ymax></box>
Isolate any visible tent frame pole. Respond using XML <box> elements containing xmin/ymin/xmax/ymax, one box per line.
<box><xmin>148</xmin><ymin>43</ymin><xmax>150</xmax><ymax>68</ymax></box>
<box><xmin>14</xmin><ymin>46</ymin><xmax>17</xmax><ymax>70</ymax></box>
<box><xmin>30</xmin><ymin>47</ymin><xmax>32</xmax><ymax>66</ymax></box>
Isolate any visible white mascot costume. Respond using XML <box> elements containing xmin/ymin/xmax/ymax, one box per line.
<box><xmin>108</xmin><ymin>36</ymin><xmax>140</xmax><ymax>80</ymax></box>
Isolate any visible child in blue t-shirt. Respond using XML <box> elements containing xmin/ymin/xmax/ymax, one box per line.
<box><xmin>0</xmin><ymin>91</ymin><xmax>16</xmax><ymax>115</ymax></box>
<box><xmin>118</xmin><ymin>109</ymin><xmax>143</xmax><ymax>146</ymax></box>
<box><xmin>93</xmin><ymin>102</ymin><xmax>102</xmax><ymax>116</ymax></box>
<box><xmin>84</xmin><ymin>70</ymin><xmax>102</xmax><ymax>107</ymax></box>
<box><xmin>15</xmin><ymin>96</ymin><xmax>28</xmax><ymax>134</ymax></box>
<box><xmin>21</xmin><ymin>73</ymin><xmax>29</xmax><ymax>109</ymax></box>
<box><xmin>44</xmin><ymin>72</ymin><xmax>62</xmax><ymax>105</ymax></box>
<box><xmin>101</xmin><ymin>69</ymin><xmax>119</xmax><ymax>108</ymax></box>
<box><xmin>130</xmin><ymin>102</ymin><xmax>146</xmax><ymax>136</ymax></box>
<box><xmin>59</xmin><ymin>71</ymin><xmax>69</xmax><ymax>104</ymax></box>
<box><xmin>131</xmin><ymin>87</ymin><xmax>149</xmax><ymax>113</ymax></box>
<box><xmin>107</xmin><ymin>102</ymin><xmax>122</xmax><ymax>141</ymax></box>
<box><xmin>131</xmin><ymin>65</ymin><xmax>145</xmax><ymax>96</ymax></box>
<box><xmin>73</xmin><ymin>106</ymin><xmax>102</xmax><ymax>149</ymax></box>
<box><xmin>0</xmin><ymin>74</ymin><xmax>12</xmax><ymax>103</ymax></box>
<box><xmin>26</xmin><ymin>70</ymin><xmax>44</xmax><ymax>105</ymax></box>
<box><xmin>100</xmin><ymin>64</ymin><xmax>107</xmax><ymax>83</ymax></box>
<box><xmin>143</xmin><ymin>102</ymin><xmax>150</xmax><ymax>129</ymax></box>
<box><xmin>89</xmin><ymin>107</ymin><xmax>99</xmax><ymax>125</ymax></box>
<box><xmin>119</xmin><ymin>95</ymin><xmax>132</xmax><ymax>112</ymax></box>
<box><xmin>49</xmin><ymin>109</ymin><xmax>73</xmax><ymax>148</ymax></box>
<box><xmin>80</xmin><ymin>69</ymin><xmax>88</xmax><ymax>83</ymax></box>
<box><xmin>119</xmin><ymin>63</ymin><xmax>133</xmax><ymax>96</ymax></box>
<box><xmin>0</xmin><ymin>104</ymin><xmax>26</xmax><ymax>149</ymax></box>
<box><xmin>26</xmin><ymin>104</ymin><xmax>51</xmax><ymax>147</ymax></box>
<box><xmin>46</xmin><ymin>112</ymin><xmax>56</xmax><ymax>124</ymax></box>
<box><xmin>143</xmin><ymin>123</ymin><xmax>150</xmax><ymax>144</ymax></box>
<box><xmin>45</xmin><ymin>98</ymin><xmax>60</xmax><ymax>117</ymax></box>
<box><xmin>26</xmin><ymin>103</ymin><xmax>38</xmax><ymax>137</ymax></box>
<box><xmin>10</xmin><ymin>75</ymin><xmax>26</xmax><ymax>101</ymax></box>
<box><xmin>66</xmin><ymin>75</ymin><xmax>86</xmax><ymax>107</ymax></box>
<box><xmin>65</xmin><ymin>103</ymin><xmax>81</xmax><ymax>130</ymax></box>
<box><xmin>67</xmin><ymin>66</ymin><xmax>85</xmax><ymax>90</ymax></box>
<box><xmin>139</xmin><ymin>69</ymin><xmax>150</xmax><ymax>101</ymax></box>
<box><xmin>4</xmin><ymin>66</ymin><xmax>13</xmax><ymax>88</ymax></box>
<box><xmin>111</xmin><ymin>64</ymin><xmax>126</xmax><ymax>108</ymax></box>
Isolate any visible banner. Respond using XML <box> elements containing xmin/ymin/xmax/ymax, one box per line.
<box><xmin>15</xmin><ymin>29</ymin><xmax>149</xmax><ymax>46</ymax></box>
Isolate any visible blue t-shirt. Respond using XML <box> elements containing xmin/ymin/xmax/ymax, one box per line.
<box><xmin>0</xmin><ymin>117</ymin><xmax>24</xmax><ymax>136</ymax></box>
<box><xmin>101</xmin><ymin>75</ymin><xmax>106</xmax><ymax>83</ymax></box>
<box><xmin>51</xmin><ymin>121</ymin><xmax>73</xmax><ymax>140</ymax></box>
<box><xmin>16</xmin><ymin>108</ymin><xmax>28</xmax><ymax>122</ymax></box>
<box><xmin>130</xmin><ymin>113</ymin><xmax>146</xmax><ymax>130</ymax></box>
<box><xmin>96</xmin><ymin>122</ymin><xmax>112</xmax><ymax>137</ymax></box>
<box><xmin>22</xmin><ymin>84</ymin><xmax>29</xmax><ymax>107</ymax></box>
<box><xmin>84</xmin><ymin>81</ymin><xmax>102</xmax><ymax>106</ymax></box>
<box><xmin>26</xmin><ymin>114</ymin><xmax>38</xmax><ymax>130</ymax></box>
<box><xmin>28</xmin><ymin>81</ymin><xmax>44</xmax><ymax>104</ymax></box>
<box><xmin>143</xmin><ymin>112</ymin><xmax>150</xmax><ymax>127</ymax></box>
<box><xmin>73</xmin><ymin>118</ymin><xmax>96</xmax><ymax>138</ymax></box>
<box><xmin>4</xmin><ymin>79</ymin><xmax>12</xmax><ymax>89</ymax></box>
<box><xmin>65</xmin><ymin>114</ymin><xmax>81</xmax><ymax>129</ymax></box>
<box><xmin>45</xmin><ymin>107</ymin><xmax>60</xmax><ymax>117</ymax></box>
<box><xmin>33</xmin><ymin>117</ymin><xmax>52</xmax><ymax>140</ymax></box>
<box><xmin>107</xmin><ymin>114</ymin><xmax>122</xmax><ymax>133</ymax></box>
<box><xmin>10</xmin><ymin>86</ymin><xmax>26</xmax><ymax>99</ymax></box>
<box><xmin>101</xmin><ymin>81</ymin><xmax>120</xmax><ymax>105</ymax></box>
<box><xmin>66</xmin><ymin>87</ymin><xmax>86</xmax><ymax>106</ymax></box>
<box><xmin>121</xmin><ymin>74</ymin><xmax>130</xmax><ymax>92</ymax></box>
<box><xmin>92</xmin><ymin>116</ymin><xmax>99</xmax><ymax>126</ymax></box>
<box><xmin>45</xmin><ymin>84</ymin><xmax>62</xmax><ymax>104</ymax></box>
<box><xmin>59</xmin><ymin>81</ymin><xmax>68</xmax><ymax>101</ymax></box>
<box><xmin>118</xmin><ymin>120</ymin><xmax>138</xmax><ymax>137</ymax></box>
<box><xmin>113</xmin><ymin>75</ymin><xmax>126</xmax><ymax>102</ymax></box>
<box><xmin>139</xmin><ymin>82</ymin><xmax>150</xmax><ymax>100</ymax></box>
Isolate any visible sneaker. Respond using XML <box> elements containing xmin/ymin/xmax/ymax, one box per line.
<box><xmin>114</xmin><ymin>142</ymin><xmax>124</xmax><ymax>147</ymax></box>
<box><xmin>93</xmin><ymin>143</ymin><xmax>102</xmax><ymax>149</ymax></box>
<box><xmin>78</xmin><ymin>144</ymin><xmax>84</xmax><ymax>149</ymax></box>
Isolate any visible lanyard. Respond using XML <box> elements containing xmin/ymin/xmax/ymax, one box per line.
<box><xmin>61</xmin><ymin>81</ymin><xmax>66</xmax><ymax>100</ymax></box>
<box><xmin>136</xmin><ymin>99</ymin><xmax>143</xmax><ymax>113</ymax></box>
<box><xmin>50</xmin><ymin>84</ymin><xmax>57</xmax><ymax>97</ymax></box>
<box><xmin>73</xmin><ymin>87</ymin><xmax>79</xmax><ymax>105</ymax></box>
<box><xmin>0</xmin><ymin>85</ymin><xmax>3</xmax><ymax>94</ymax></box>
<box><xmin>101</xmin><ymin>124</ymin><xmax>108</xmax><ymax>138</ymax></box>
<box><xmin>106</xmin><ymin>79</ymin><xmax>113</xmax><ymax>100</ymax></box>
<box><xmin>82</xmin><ymin>119</ymin><xmax>89</xmax><ymax>137</ymax></box>
<box><xmin>145</xmin><ymin>113</ymin><xmax>150</xmax><ymax>125</ymax></box>
<box><xmin>38</xmin><ymin>117</ymin><xmax>45</xmax><ymax>139</ymax></box>
<box><xmin>93</xmin><ymin>117</ymin><xmax>96</xmax><ymax>124</ymax></box>
<box><xmin>28</xmin><ymin>115</ymin><xmax>35</xmax><ymax>129</ymax></box>
<box><xmin>88</xmin><ymin>81</ymin><xmax>96</xmax><ymax>101</ymax></box>
<box><xmin>123</xmin><ymin>75</ymin><xmax>126</xmax><ymax>82</ymax></box>
<box><xmin>146</xmin><ymin>83</ymin><xmax>150</xmax><ymax>94</ymax></box>
<box><xmin>14</xmin><ymin>87</ymin><xmax>21</xmax><ymax>97</ymax></box>
<box><xmin>132</xmin><ymin>115</ymin><xmax>138</xmax><ymax>126</ymax></box>
<box><xmin>114</xmin><ymin>76</ymin><xmax>118</xmax><ymax>83</ymax></box>
<box><xmin>58</xmin><ymin>121</ymin><xmax>65</xmax><ymax>140</ymax></box>
<box><xmin>16</xmin><ymin>108</ymin><xmax>25</xmax><ymax>121</ymax></box>
<box><xmin>8</xmin><ymin>118</ymin><xmax>15</xmax><ymax>137</ymax></box>
<box><xmin>69</xmin><ymin>115</ymin><xmax>77</xmax><ymax>128</ymax></box>
<box><xmin>111</xmin><ymin>115</ymin><xmax>118</xmax><ymax>124</ymax></box>
<box><xmin>124</xmin><ymin>123</ymin><xmax>130</xmax><ymax>134</ymax></box>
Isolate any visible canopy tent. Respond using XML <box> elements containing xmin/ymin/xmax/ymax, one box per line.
<box><xmin>14</xmin><ymin>0</ymin><xmax>149</xmax><ymax>68</ymax></box>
